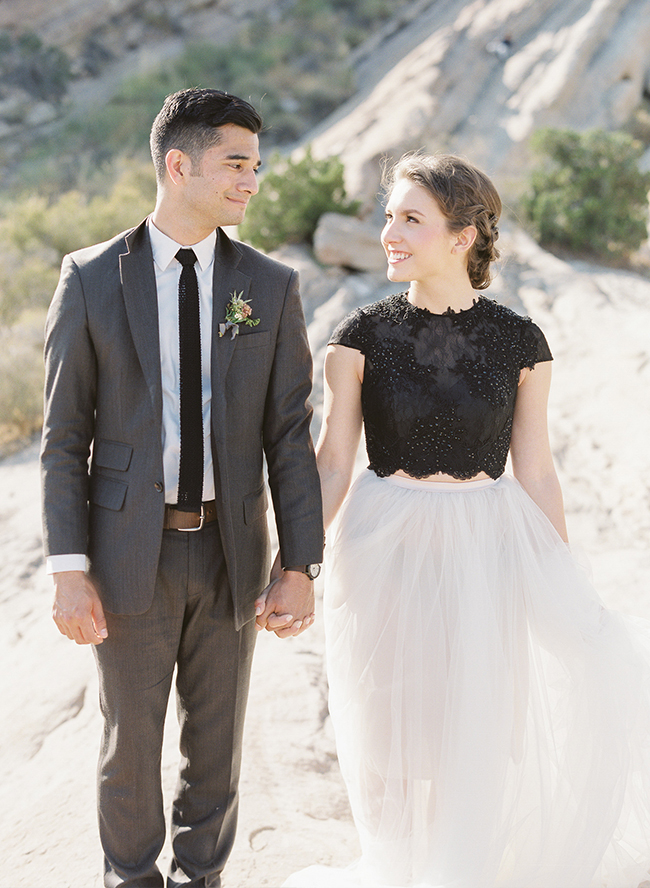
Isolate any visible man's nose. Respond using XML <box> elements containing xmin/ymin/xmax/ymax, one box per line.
<box><xmin>241</xmin><ymin>169</ymin><xmax>259</xmax><ymax>195</ymax></box>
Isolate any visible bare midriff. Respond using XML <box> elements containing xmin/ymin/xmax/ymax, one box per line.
<box><xmin>393</xmin><ymin>469</ymin><xmax>492</xmax><ymax>483</ymax></box>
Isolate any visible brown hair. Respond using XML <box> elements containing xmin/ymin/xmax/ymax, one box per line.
<box><xmin>383</xmin><ymin>153</ymin><xmax>501</xmax><ymax>289</ymax></box>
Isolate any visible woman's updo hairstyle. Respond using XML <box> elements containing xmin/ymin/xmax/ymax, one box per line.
<box><xmin>383</xmin><ymin>152</ymin><xmax>502</xmax><ymax>290</ymax></box>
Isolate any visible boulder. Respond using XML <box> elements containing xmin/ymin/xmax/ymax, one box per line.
<box><xmin>270</xmin><ymin>243</ymin><xmax>347</xmax><ymax>325</ymax></box>
<box><xmin>313</xmin><ymin>213</ymin><xmax>386</xmax><ymax>272</ymax></box>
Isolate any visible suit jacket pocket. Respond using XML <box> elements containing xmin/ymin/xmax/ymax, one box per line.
<box><xmin>90</xmin><ymin>473</ymin><xmax>128</xmax><ymax>511</ymax></box>
<box><xmin>93</xmin><ymin>438</ymin><xmax>133</xmax><ymax>471</ymax></box>
<box><xmin>243</xmin><ymin>484</ymin><xmax>269</xmax><ymax>525</ymax></box>
<box><xmin>233</xmin><ymin>330</ymin><xmax>270</xmax><ymax>350</ymax></box>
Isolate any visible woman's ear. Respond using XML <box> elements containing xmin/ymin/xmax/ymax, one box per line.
<box><xmin>452</xmin><ymin>225</ymin><xmax>477</xmax><ymax>254</ymax></box>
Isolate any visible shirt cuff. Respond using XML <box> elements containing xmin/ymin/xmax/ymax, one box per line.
<box><xmin>46</xmin><ymin>554</ymin><xmax>87</xmax><ymax>575</ymax></box>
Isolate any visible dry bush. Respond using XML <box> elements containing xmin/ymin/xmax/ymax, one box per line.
<box><xmin>0</xmin><ymin>312</ymin><xmax>45</xmax><ymax>454</ymax></box>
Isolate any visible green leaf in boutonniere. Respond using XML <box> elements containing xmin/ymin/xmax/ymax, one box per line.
<box><xmin>218</xmin><ymin>291</ymin><xmax>261</xmax><ymax>340</ymax></box>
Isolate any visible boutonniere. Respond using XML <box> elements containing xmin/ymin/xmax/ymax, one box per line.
<box><xmin>218</xmin><ymin>291</ymin><xmax>260</xmax><ymax>340</ymax></box>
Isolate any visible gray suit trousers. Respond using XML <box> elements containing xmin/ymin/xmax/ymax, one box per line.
<box><xmin>94</xmin><ymin>522</ymin><xmax>256</xmax><ymax>888</ymax></box>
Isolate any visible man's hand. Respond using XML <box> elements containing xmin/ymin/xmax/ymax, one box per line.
<box><xmin>52</xmin><ymin>570</ymin><xmax>108</xmax><ymax>645</ymax></box>
<box><xmin>254</xmin><ymin>568</ymin><xmax>315</xmax><ymax>639</ymax></box>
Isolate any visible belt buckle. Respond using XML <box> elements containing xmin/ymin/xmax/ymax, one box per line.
<box><xmin>178</xmin><ymin>503</ymin><xmax>204</xmax><ymax>532</ymax></box>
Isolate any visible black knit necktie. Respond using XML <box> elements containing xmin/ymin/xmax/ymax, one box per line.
<box><xmin>176</xmin><ymin>248</ymin><xmax>203</xmax><ymax>512</ymax></box>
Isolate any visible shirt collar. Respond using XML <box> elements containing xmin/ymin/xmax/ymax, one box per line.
<box><xmin>148</xmin><ymin>218</ymin><xmax>217</xmax><ymax>273</ymax></box>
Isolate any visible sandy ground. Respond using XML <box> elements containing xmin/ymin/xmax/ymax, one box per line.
<box><xmin>1</xmin><ymin>235</ymin><xmax>650</xmax><ymax>888</ymax></box>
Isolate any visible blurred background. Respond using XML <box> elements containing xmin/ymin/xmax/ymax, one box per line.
<box><xmin>1</xmin><ymin>0</ymin><xmax>649</xmax><ymax>452</ymax></box>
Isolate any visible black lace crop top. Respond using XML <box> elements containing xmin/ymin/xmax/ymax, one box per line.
<box><xmin>329</xmin><ymin>292</ymin><xmax>553</xmax><ymax>480</ymax></box>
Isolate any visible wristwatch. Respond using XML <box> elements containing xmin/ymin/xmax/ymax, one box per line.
<box><xmin>283</xmin><ymin>563</ymin><xmax>321</xmax><ymax>580</ymax></box>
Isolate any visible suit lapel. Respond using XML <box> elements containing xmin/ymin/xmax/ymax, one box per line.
<box><xmin>119</xmin><ymin>220</ymin><xmax>163</xmax><ymax>417</ymax></box>
<box><xmin>210</xmin><ymin>230</ymin><xmax>251</xmax><ymax>504</ymax></box>
<box><xmin>211</xmin><ymin>230</ymin><xmax>252</xmax><ymax>386</ymax></box>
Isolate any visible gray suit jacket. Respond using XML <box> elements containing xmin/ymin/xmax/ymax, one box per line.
<box><xmin>41</xmin><ymin>219</ymin><xmax>323</xmax><ymax>628</ymax></box>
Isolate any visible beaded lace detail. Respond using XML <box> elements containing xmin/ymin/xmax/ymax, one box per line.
<box><xmin>329</xmin><ymin>292</ymin><xmax>553</xmax><ymax>480</ymax></box>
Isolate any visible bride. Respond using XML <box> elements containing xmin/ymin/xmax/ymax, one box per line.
<box><xmin>277</xmin><ymin>152</ymin><xmax>650</xmax><ymax>887</ymax></box>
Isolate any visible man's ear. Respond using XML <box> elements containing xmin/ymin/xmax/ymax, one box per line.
<box><xmin>164</xmin><ymin>149</ymin><xmax>192</xmax><ymax>186</ymax></box>
<box><xmin>452</xmin><ymin>225</ymin><xmax>477</xmax><ymax>254</ymax></box>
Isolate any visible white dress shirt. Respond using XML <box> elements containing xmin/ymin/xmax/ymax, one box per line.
<box><xmin>149</xmin><ymin>220</ymin><xmax>216</xmax><ymax>505</ymax></box>
<box><xmin>46</xmin><ymin>219</ymin><xmax>217</xmax><ymax>574</ymax></box>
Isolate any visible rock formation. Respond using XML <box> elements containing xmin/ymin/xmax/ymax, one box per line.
<box><xmin>1</xmin><ymin>0</ymin><xmax>649</xmax><ymax>201</ymax></box>
<box><xmin>313</xmin><ymin>212</ymin><xmax>388</xmax><ymax>272</ymax></box>
<box><xmin>309</xmin><ymin>0</ymin><xmax>650</xmax><ymax>205</ymax></box>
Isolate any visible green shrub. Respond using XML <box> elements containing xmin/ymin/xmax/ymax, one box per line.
<box><xmin>0</xmin><ymin>315</ymin><xmax>45</xmax><ymax>445</ymax></box>
<box><xmin>0</xmin><ymin>249</ymin><xmax>60</xmax><ymax>327</ymax></box>
<box><xmin>1</xmin><ymin>162</ymin><xmax>155</xmax><ymax>253</ymax></box>
<box><xmin>0</xmin><ymin>30</ymin><xmax>71</xmax><ymax>103</ymax></box>
<box><xmin>0</xmin><ymin>161</ymin><xmax>156</xmax><ymax>326</ymax></box>
<box><xmin>238</xmin><ymin>146</ymin><xmax>359</xmax><ymax>253</ymax></box>
<box><xmin>523</xmin><ymin>128</ymin><xmax>650</xmax><ymax>259</ymax></box>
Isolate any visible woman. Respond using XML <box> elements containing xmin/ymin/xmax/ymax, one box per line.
<box><xmin>280</xmin><ymin>154</ymin><xmax>650</xmax><ymax>887</ymax></box>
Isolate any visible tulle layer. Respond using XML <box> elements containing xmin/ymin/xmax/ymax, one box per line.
<box><xmin>284</xmin><ymin>472</ymin><xmax>650</xmax><ymax>888</ymax></box>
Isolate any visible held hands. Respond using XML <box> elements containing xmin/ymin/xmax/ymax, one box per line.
<box><xmin>52</xmin><ymin>570</ymin><xmax>108</xmax><ymax>645</ymax></box>
<box><xmin>254</xmin><ymin>556</ymin><xmax>315</xmax><ymax>638</ymax></box>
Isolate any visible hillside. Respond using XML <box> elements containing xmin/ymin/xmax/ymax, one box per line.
<box><xmin>308</xmin><ymin>0</ymin><xmax>650</xmax><ymax>204</ymax></box>
<box><xmin>1</xmin><ymin>0</ymin><xmax>649</xmax><ymax>200</ymax></box>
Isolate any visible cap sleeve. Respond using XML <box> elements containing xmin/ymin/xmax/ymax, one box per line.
<box><xmin>329</xmin><ymin>308</ymin><xmax>368</xmax><ymax>354</ymax></box>
<box><xmin>519</xmin><ymin>320</ymin><xmax>553</xmax><ymax>370</ymax></box>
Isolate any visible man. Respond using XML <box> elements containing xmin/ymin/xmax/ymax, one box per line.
<box><xmin>40</xmin><ymin>88</ymin><xmax>323</xmax><ymax>888</ymax></box>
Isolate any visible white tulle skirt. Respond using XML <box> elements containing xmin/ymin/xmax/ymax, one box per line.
<box><xmin>283</xmin><ymin>471</ymin><xmax>650</xmax><ymax>888</ymax></box>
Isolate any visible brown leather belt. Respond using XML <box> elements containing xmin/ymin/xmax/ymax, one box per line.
<box><xmin>163</xmin><ymin>500</ymin><xmax>217</xmax><ymax>531</ymax></box>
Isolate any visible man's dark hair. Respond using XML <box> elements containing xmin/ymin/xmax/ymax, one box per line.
<box><xmin>150</xmin><ymin>88</ymin><xmax>263</xmax><ymax>182</ymax></box>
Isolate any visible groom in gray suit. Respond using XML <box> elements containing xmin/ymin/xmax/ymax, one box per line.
<box><xmin>40</xmin><ymin>88</ymin><xmax>323</xmax><ymax>887</ymax></box>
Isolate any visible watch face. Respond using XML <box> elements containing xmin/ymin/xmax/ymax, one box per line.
<box><xmin>307</xmin><ymin>563</ymin><xmax>321</xmax><ymax>579</ymax></box>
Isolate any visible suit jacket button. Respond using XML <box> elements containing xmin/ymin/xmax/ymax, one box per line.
<box><xmin>154</xmin><ymin>481</ymin><xmax>163</xmax><ymax>492</ymax></box>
